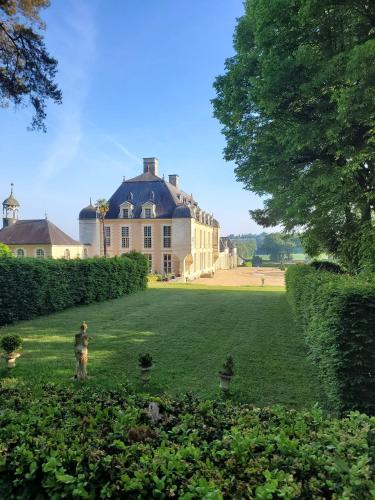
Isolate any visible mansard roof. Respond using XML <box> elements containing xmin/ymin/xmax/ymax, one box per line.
<box><xmin>0</xmin><ymin>219</ymin><xmax>80</xmax><ymax>246</ymax></box>
<box><xmin>97</xmin><ymin>172</ymin><xmax>197</xmax><ymax>220</ymax></box>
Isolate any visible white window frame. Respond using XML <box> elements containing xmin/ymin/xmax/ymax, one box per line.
<box><xmin>163</xmin><ymin>225</ymin><xmax>172</xmax><ymax>249</ymax></box>
<box><xmin>64</xmin><ymin>249</ymin><xmax>70</xmax><ymax>259</ymax></box>
<box><xmin>104</xmin><ymin>226</ymin><xmax>111</xmax><ymax>247</ymax></box>
<box><xmin>141</xmin><ymin>202</ymin><xmax>156</xmax><ymax>219</ymax></box>
<box><xmin>163</xmin><ymin>253</ymin><xmax>172</xmax><ymax>274</ymax></box>
<box><xmin>143</xmin><ymin>253</ymin><xmax>153</xmax><ymax>272</ymax></box>
<box><xmin>121</xmin><ymin>226</ymin><xmax>130</xmax><ymax>249</ymax></box>
<box><xmin>119</xmin><ymin>201</ymin><xmax>133</xmax><ymax>219</ymax></box>
<box><xmin>35</xmin><ymin>248</ymin><xmax>45</xmax><ymax>258</ymax></box>
<box><xmin>143</xmin><ymin>225</ymin><xmax>152</xmax><ymax>249</ymax></box>
<box><xmin>16</xmin><ymin>248</ymin><xmax>25</xmax><ymax>258</ymax></box>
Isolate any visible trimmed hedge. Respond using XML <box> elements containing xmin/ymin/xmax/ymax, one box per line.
<box><xmin>0</xmin><ymin>252</ymin><xmax>148</xmax><ymax>325</ymax></box>
<box><xmin>0</xmin><ymin>384</ymin><xmax>374</xmax><ymax>498</ymax></box>
<box><xmin>286</xmin><ymin>265</ymin><xmax>375</xmax><ymax>415</ymax></box>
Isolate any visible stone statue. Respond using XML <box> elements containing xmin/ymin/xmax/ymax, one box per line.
<box><xmin>74</xmin><ymin>321</ymin><xmax>92</xmax><ymax>380</ymax></box>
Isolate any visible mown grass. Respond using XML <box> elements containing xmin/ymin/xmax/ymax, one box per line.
<box><xmin>0</xmin><ymin>284</ymin><xmax>322</xmax><ymax>407</ymax></box>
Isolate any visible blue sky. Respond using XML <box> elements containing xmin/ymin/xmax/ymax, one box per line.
<box><xmin>1</xmin><ymin>0</ymin><xmax>267</xmax><ymax>238</ymax></box>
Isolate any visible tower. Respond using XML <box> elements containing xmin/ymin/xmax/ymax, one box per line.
<box><xmin>2</xmin><ymin>183</ymin><xmax>20</xmax><ymax>229</ymax></box>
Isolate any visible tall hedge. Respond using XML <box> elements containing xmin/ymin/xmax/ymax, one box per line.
<box><xmin>286</xmin><ymin>265</ymin><xmax>375</xmax><ymax>415</ymax></box>
<box><xmin>0</xmin><ymin>252</ymin><xmax>148</xmax><ymax>325</ymax></box>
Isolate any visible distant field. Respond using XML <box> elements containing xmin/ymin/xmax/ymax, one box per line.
<box><xmin>0</xmin><ymin>284</ymin><xmax>322</xmax><ymax>408</ymax></box>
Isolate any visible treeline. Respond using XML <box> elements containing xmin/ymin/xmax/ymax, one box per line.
<box><xmin>228</xmin><ymin>232</ymin><xmax>304</xmax><ymax>261</ymax></box>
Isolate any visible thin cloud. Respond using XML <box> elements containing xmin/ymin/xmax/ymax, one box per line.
<box><xmin>41</xmin><ymin>1</ymin><xmax>96</xmax><ymax>177</ymax></box>
<box><xmin>103</xmin><ymin>134</ymin><xmax>142</xmax><ymax>165</ymax></box>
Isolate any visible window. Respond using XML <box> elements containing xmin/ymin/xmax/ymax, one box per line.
<box><xmin>104</xmin><ymin>226</ymin><xmax>111</xmax><ymax>247</ymax></box>
<box><xmin>83</xmin><ymin>248</ymin><xmax>88</xmax><ymax>258</ymax></box>
<box><xmin>65</xmin><ymin>249</ymin><xmax>70</xmax><ymax>259</ymax></box>
<box><xmin>163</xmin><ymin>254</ymin><xmax>172</xmax><ymax>274</ymax></box>
<box><xmin>16</xmin><ymin>248</ymin><xmax>25</xmax><ymax>258</ymax></box>
<box><xmin>122</xmin><ymin>208</ymin><xmax>129</xmax><ymax>218</ymax></box>
<box><xmin>36</xmin><ymin>248</ymin><xmax>45</xmax><ymax>258</ymax></box>
<box><xmin>144</xmin><ymin>253</ymin><xmax>152</xmax><ymax>272</ymax></box>
<box><xmin>145</xmin><ymin>208</ymin><xmax>152</xmax><ymax>218</ymax></box>
<box><xmin>121</xmin><ymin>226</ymin><xmax>130</xmax><ymax>248</ymax></box>
<box><xmin>163</xmin><ymin>225</ymin><xmax>171</xmax><ymax>248</ymax></box>
<box><xmin>144</xmin><ymin>226</ymin><xmax>152</xmax><ymax>248</ymax></box>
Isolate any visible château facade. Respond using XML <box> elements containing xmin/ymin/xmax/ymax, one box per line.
<box><xmin>79</xmin><ymin>158</ymin><xmax>236</xmax><ymax>278</ymax></box>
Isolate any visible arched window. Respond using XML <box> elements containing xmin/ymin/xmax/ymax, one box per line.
<box><xmin>16</xmin><ymin>248</ymin><xmax>25</xmax><ymax>258</ymax></box>
<box><xmin>35</xmin><ymin>248</ymin><xmax>45</xmax><ymax>258</ymax></box>
<box><xmin>65</xmin><ymin>249</ymin><xmax>70</xmax><ymax>259</ymax></box>
<box><xmin>83</xmin><ymin>248</ymin><xmax>88</xmax><ymax>258</ymax></box>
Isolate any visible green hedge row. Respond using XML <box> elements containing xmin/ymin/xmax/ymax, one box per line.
<box><xmin>0</xmin><ymin>384</ymin><xmax>374</xmax><ymax>498</ymax></box>
<box><xmin>0</xmin><ymin>253</ymin><xmax>148</xmax><ymax>325</ymax></box>
<box><xmin>286</xmin><ymin>265</ymin><xmax>375</xmax><ymax>415</ymax></box>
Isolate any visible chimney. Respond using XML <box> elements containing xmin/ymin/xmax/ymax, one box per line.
<box><xmin>143</xmin><ymin>157</ymin><xmax>159</xmax><ymax>176</ymax></box>
<box><xmin>168</xmin><ymin>174</ymin><xmax>179</xmax><ymax>189</ymax></box>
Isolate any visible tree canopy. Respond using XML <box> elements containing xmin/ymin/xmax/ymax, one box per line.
<box><xmin>213</xmin><ymin>0</ymin><xmax>375</xmax><ymax>272</ymax></box>
<box><xmin>0</xmin><ymin>242</ymin><xmax>13</xmax><ymax>258</ymax></box>
<box><xmin>0</xmin><ymin>0</ymin><xmax>62</xmax><ymax>130</ymax></box>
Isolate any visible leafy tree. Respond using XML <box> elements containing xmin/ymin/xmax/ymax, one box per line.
<box><xmin>258</xmin><ymin>233</ymin><xmax>294</xmax><ymax>262</ymax></box>
<box><xmin>96</xmin><ymin>199</ymin><xmax>109</xmax><ymax>257</ymax></box>
<box><xmin>0</xmin><ymin>242</ymin><xmax>13</xmax><ymax>258</ymax></box>
<box><xmin>0</xmin><ymin>0</ymin><xmax>62</xmax><ymax>130</ymax></box>
<box><xmin>213</xmin><ymin>0</ymin><xmax>375</xmax><ymax>273</ymax></box>
<box><xmin>233</xmin><ymin>239</ymin><xmax>256</xmax><ymax>259</ymax></box>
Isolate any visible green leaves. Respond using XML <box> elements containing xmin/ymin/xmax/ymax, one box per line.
<box><xmin>286</xmin><ymin>265</ymin><xmax>375</xmax><ymax>414</ymax></box>
<box><xmin>0</xmin><ymin>255</ymin><xmax>148</xmax><ymax>326</ymax></box>
<box><xmin>213</xmin><ymin>0</ymin><xmax>375</xmax><ymax>272</ymax></box>
<box><xmin>0</xmin><ymin>385</ymin><xmax>374</xmax><ymax>498</ymax></box>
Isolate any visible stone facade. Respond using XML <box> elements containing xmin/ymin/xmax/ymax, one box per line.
<box><xmin>79</xmin><ymin>157</ymin><xmax>235</xmax><ymax>279</ymax></box>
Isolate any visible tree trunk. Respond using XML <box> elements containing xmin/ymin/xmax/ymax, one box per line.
<box><xmin>102</xmin><ymin>218</ymin><xmax>107</xmax><ymax>257</ymax></box>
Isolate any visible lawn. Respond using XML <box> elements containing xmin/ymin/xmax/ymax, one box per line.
<box><xmin>0</xmin><ymin>284</ymin><xmax>322</xmax><ymax>408</ymax></box>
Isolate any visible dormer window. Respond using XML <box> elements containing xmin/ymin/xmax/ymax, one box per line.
<box><xmin>119</xmin><ymin>201</ymin><xmax>133</xmax><ymax>219</ymax></box>
<box><xmin>141</xmin><ymin>202</ymin><xmax>156</xmax><ymax>219</ymax></box>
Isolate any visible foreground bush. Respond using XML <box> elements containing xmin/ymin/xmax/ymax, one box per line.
<box><xmin>0</xmin><ymin>384</ymin><xmax>374</xmax><ymax>498</ymax></box>
<box><xmin>286</xmin><ymin>265</ymin><xmax>375</xmax><ymax>415</ymax></box>
<box><xmin>0</xmin><ymin>253</ymin><xmax>148</xmax><ymax>325</ymax></box>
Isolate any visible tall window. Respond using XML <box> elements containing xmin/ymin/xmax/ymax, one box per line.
<box><xmin>145</xmin><ymin>208</ymin><xmax>152</xmax><ymax>218</ymax></box>
<box><xmin>83</xmin><ymin>248</ymin><xmax>88</xmax><ymax>258</ymax></box>
<box><xmin>163</xmin><ymin>254</ymin><xmax>172</xmax><ymax>274</ymax></box>
<box><xmin>65</xmin><ymin>249</ymin><xmax>70</xmax><ymax>259</ymax></box>
<box><xmin>163</xmin><ymin>225</ymin><xmax>171</xmax><ymax>248</ymax></box>
<box><xmin>36</xmin><ymin>248</ymin><xmax>45</xmax><ymax>258</ymax></box>
<box><xmin>122</xmin><ymin>208</ymin><xmax>129</xmax><ymax>218</ymax></box>
<box><xmin>144</xmin><ymin>253</ymin><xmax>152</xmax><ymax>272</ymax></box>
<box><xmin>144</xmin><ymin>226</ymin><xmax>152</xmax><ymax>248</ymax></box>
<box><xmin>121</xmin><ymin>226</ymin><xmax>130</xmax><ymax>248</ymax></box>
<box><xmin>104</xmin><ymin>226</ymin><xmax>111</xmax><ymax>247</ymax></box>
<box><xmin>16</xmin><ymin>248</ymin><xmax>24</xmax><ymax>258</ymax></box>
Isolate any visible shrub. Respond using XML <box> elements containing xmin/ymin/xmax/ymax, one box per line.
<box><xmin>252</xmin><ymin>255</ymin><xmax>263</xmax><ymax>266</ymax></box>
<box><xmin>309</xmin><ymin>260</ymin><xmax>343</xmax><ymax>273</ymax></box>
<box><xmin>138</xmin><ymin>353</ymin><xmax>153</xmax><ymax>368</ymax></box>
<box><xmin>286</xmin><ymin>265</ymin><xmax>375</xmax><ymax>414</ymax></box>
<box><xmin>0</xmin><ymin>384</ymin><xmax>374</xmax><ymax>498</ymax></box>
<box><xmin>220</xmin><ymin>355</ymin><xmax>234</xmax><ymax>376</ymax></box>
<box><xmin>0</xmin><ymin>242</ymin><xmax>12</xmax><ymax>258</ymax></box>
<box><xmin>0</xmin><ymin>254</ymin><xmax>148</xmax><ymax>326</ymax></box>
<box><xmin>0</xmin><ymin>334</ymin><xmax>22</xmax><ymax>354</ymax></box>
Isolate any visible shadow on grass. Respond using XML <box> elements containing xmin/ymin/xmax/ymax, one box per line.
<box><xmin>0</xmin><ymin>287</ymin><xmax>324</xmax><ymax>408</ymax></box>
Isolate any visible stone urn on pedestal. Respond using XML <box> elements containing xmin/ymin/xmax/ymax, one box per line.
<box><xmin>219</xmin><ymin>355</ymin><xmax>235</xmax><ymax>393</ymax></box>
<box><xmin>1</xmin><ymin>335</ymin><xmax>22</xmax><ymax>369</ymax></box>
<box><xmin>138</xmin><ymin>353</ymin><xmax>153</xmax><ymax>383</ymax></box>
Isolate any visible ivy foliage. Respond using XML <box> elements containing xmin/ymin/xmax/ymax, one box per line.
<box><xmin>286</xmin><ymin>265</ymin><xmax>375</xmax><ymax>415</ymax></box>
<box><xmin>213</xmin><ymin>0</ymin><xmax>375</xmax><ymax>273</ymax></box>
<box><xmin>0</xmin><ymin>384</ymin><xmax>374</xmax><ymax>498</ymax></box>
<box><xmin>0</xmin><ymin>253</ymin><xmax>148</xmax><ymax>326</ymax></box>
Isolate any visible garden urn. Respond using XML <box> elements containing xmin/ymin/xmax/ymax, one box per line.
<box><xmin>219</xmin><ymin>373</ymin><xmax>232</xmax><ymax>392</ymax></box>
<box><xmin>140</xmin><ymin>365</ymin><xmax>153</xmax><ymax>382</ymax></box>
<box><xmin>5</xmin><ymin>352</ymin><xmax>21</xmax><ymax>369</ymax></box>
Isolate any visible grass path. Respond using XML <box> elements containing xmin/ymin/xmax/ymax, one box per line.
<box><xmin>0</xmin><ymin>284</ymin><xmax>322</xmax><ymax>407</ymax></box>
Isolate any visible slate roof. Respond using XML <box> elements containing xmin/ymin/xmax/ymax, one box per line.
<box><xmin>0</xmin><ymin>220</ymin><xmax>81</xmax><ymax>246</ymax></box>
<box><xmin>82</xmin><ymin>171</ymin><xmax>198</xmax><ymax>220</ymax></box>
<box><xmin>79</xmin><ymin>203</ymin><xmax>98</xmax><ymax>220</ymax></box>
